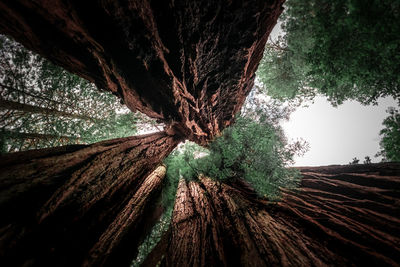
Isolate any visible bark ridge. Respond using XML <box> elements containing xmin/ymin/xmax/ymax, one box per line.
<box><xmin>0</xmin><ymin>132</ymin><xmax>179</xmax><ymax>266</ymax></box>
<box><xmin>150</xmin><ymin>163</ymin><xmax>400</xmax><ymax>267</ymax></box>
<box><xmin>0</xmin><ymin>0</ymin><xmax>284</xmax><ymax>144</ymax></box>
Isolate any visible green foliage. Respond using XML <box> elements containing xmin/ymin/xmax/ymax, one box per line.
<box><xmin>377</xmin><ymin>106</ymin><xmax>400</xmax><ymax>162</ymax></box>
<box><xmin>257</xmin><ymin>0</ymin><xmax>400</xmax><ymax>105</ymax></box>
<box><xmin>201</xmin><ymin>116</ymin><xmax>302</xmax><ymax>199</ymax></box>
<box><xmin>131</xmin><ymin>213</ymin><xmax>171</xmax><ymax>267</ymax></box>
<box><xmin>160</xmin><ymin>142</ymin><xmax>206</xmax><ymax>213</ymax></box>
<box><xmin>0</xmin><ymin>35</ymin><xmax>151</xmax><ymax>152</ymax></box>
<box><xmin>163</xmin><ymin>117</ymin><xmax>306</xmax><ymax>200</ymax></box>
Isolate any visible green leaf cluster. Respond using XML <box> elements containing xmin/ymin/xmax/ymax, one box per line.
<box><xmin>378</xmin><ymin>106</ymin><xmax>400</xmax><ymax>162</ymax></box>
<box><xmin>257</xmin><ymin>0</ymin><xmax>400</xmax><ymax>105</ymax></box>
<box><xmin>0</xmin><ymin>35</ymin><xmax>149</xmax><ymax>152</ymax></box>
<box><xmin>163</xmin><ymin>115</ymin><xmax>304</xmax><ymax>203</ymax></box>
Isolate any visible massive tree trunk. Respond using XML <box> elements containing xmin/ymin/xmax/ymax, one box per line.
<box><xmin>0</xmin><ymin>0</ymin><xmax>284</xmax><ymax>144</ymax></box>
<box><xmin>0</xmin><ymin>132</ymin><xmax>180</xmax><ymax>266</ymax></box>
<box><xmin>5</xmin><ymin>1</ymin><xmax>396</xmax><ymax>267</ymax></box>
<box><xmin>150</xmin><ymin>163</ymin><xmax>400</xmax><ymax>267</ymax></box>
<box><xmin>84</xmin><ymin>165</ymin><xmax>167</xmax><ymax>267</ymax></box>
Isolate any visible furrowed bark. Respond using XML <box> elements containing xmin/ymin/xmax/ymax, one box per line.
<box><xmin>0</xmin><ymin>0</ymin><xmax>284</xmax><ymax>144</ymax></box>
<box><xmin>159</xmin><ymin>163</ymin><xmax>400</xmax><ymax>267</ymax></box>
<box><xmin>0</xmin><ymin>132</ymin><xmax>180</xmax><ymax>267</ymax></box>
<box><xmin>84</xmin><ymin>165</ymin><xmax>167</xmax><ymax>267</ymax></box>
<box><xmin>275</xmin><ymin>163</ymin><xmax>400</xmax><ymax>266</ymax></box>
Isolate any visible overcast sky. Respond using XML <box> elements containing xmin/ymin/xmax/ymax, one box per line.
<box><xmin>282</xmin><ymin>96</ymin><xmax>398</xmax><ymax>166</ymax></box>
<box><xmin>268</xmin><ymin>21</ymin><xmax>399</xmax><ymax>166</ymax></box>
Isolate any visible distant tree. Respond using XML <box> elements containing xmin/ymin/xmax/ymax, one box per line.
<box><xmin>363</xmin><ymin>156</ymin><xmax>371</xmax><ymax>164</ymax></box>
<box><xmin>0</xmin><ymin>35</ymin><xmax>158</xmax><ymax>152</ymax></box>
<box><xmin>349</xmin><ymin>157</ymin><xmax>360</xmax><ymax>165</ymax></box>
<box><xmin>377</xmin><ymin>106</ymin><xmax>400</xmax><ymax>162</ymax></box>
<box><xmin>257</xmin><ymin>0</ymin><xmax>400</xmax><ymax>105</ymax></box>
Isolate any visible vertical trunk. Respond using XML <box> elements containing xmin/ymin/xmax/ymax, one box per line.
<box><xmin>0</xmin><ymin>129</ymin><xmax>80</xmax><ymax>152</ymax></box>
<box><xmin>156</xmin><ymin>164</ymin><xmax>400</xmax><ymax>267</ymax></box>
<box><xmin>0</xmin><ymin>98</ymin><xmax>96</xmax><ymax>121</ymax></box>
<box><xmin>1</xmin><ymin>129</ymin><xmax>77</xmax><ymax>141</ymax></box>
<box><xmin>0</xmin><ymin>83</ymin><xmax>63</xmax><ymax>106</ymax></box>
<box><xmin>84</xmin><ymin>165</ymin><xmax>167</xmax><ymax>267</ymax></box>
<box><xmin>0</xmin><ymin>131</ymin><xmax>180</xmax><ymax>266</ymax></box>
<box><xmin>0</xmin><ymin>0</ymin><xmax>284</xmax><ymax>144</ymax></box>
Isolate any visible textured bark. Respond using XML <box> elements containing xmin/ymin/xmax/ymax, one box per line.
<box><xmin>84</xmin><ymin>165</ymin><xmax>167</xmax><ymax>267</ymax></box>
<box><xmin>0</xmin><ymin>0</ymin><xmax>284</xmax><ymax>144</ymax></box>
<box><xmin>0</xmin><ymin>132</ymin><xmax>179</xmax><ymax>267</ymax></box>
<box><xmin>275</xmin><ymin>163</ymin><xmax>400</xmax><ymax>266</ymax></box>
<box><xmin>155</xmin><ymin>163</ymin><xmax>400</xmax><ymax>267</ymax></box>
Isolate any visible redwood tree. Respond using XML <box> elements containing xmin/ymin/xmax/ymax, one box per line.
<box><xmin>148</xmin><ymin>164</ymin><xmax>400</xmax><ymax>266</ymax></box>
<box><xmin>0</xmin><ymin>132</ymin><xmax>180</xmax><ymax>266</ymax></box>
<box><xmin>0</xmin><ymin>0</ymin><xmax>283</xmax><ymax>144</ymax></box>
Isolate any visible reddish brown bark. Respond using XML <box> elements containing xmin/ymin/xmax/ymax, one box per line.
<box><xmin>154</xmin><ymin>163</ymin><xmax>400</xmax><ymax>267</ymax></box>
<box><xmin>0</xmin><ymin>132</ymin><xmax>179</xmax><ymax>266</ymax></box>
<box><xmin>275</xmin><ymin>163</ymin><xmax>400</xmax><ymax>266</ymax></box>
<box><xmin>84</xmin><ymin>165</ymin><xmax>167</xmax><ymax>267</ymax></box>
<box><xmin>0</xmin><ymin>0</ymin><xmax>284</xmax><ymax>144</ymax></box>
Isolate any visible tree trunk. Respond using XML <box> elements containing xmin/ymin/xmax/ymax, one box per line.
<box><xmin>0</xmin><ymin>98</ymin><xmax>97</xmax><ymax>121</ymax></box>
<box><xmin>0</xmin><ymin>83</ymin><xmax>63</xmax><ymax>106</ymax></box>
<box><xmin>0</xmin><ymin>0</ymin><xmax>284</xmax><ymax>144</ymax></box>
<box><xmin>1</xmin><ymin>129</ymin><xmax>77</xmax><ymax>141</ymax></box>
<box><xmin>83</xmin><ymin>165</ymin><xmax>167</xmax><ymax>267</ymax></box>
<box><xmin>153</xmin><ymin>163</ymin><xmax>400</xmax><ymax>267</ymax></box>
<box><xmin>0</xmin><ymin>131</ymin><xmax>180</xmax><ymax>266</ymax></box>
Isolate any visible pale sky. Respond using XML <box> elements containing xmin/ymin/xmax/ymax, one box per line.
<box><xmin>282</xmin><ymin>96</ymin><xmax>398</xmax><ymax>166</ymax></box>
<box><xmin>268</xmin><ymin>21</ymin><xmax>399</xmax><ymax>167</ymax></box>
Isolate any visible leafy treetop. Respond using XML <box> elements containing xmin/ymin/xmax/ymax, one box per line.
<box><xmin>257</xmin><ymin>0</ymin><xmax>400</xmax><ymax>105</ymax></box>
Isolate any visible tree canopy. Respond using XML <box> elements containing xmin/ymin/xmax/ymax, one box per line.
<box><xmin>257</xmin><ymin>0</ymin><xmax>400</xmax><ymax>105</ymax></box>
<box><xmin>0</xmin><ymin>35</ymin><xmax>159</xmax><ymax>153</ymax></box>
<box><xmin>377</xmin><ymin>105</ymin><xmax>400</xmax><ymax>162</ymax></box>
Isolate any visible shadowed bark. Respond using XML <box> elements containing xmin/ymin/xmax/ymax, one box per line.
<box><xmin>2</xmin><ymin>1</ymin><xmax>396</xmax><ymax>266</ymax></box>
<box><xmin>0</xmin><ymin>132</ymin><xmax>179</xmax><ymax>267</ymax></box>
<box><xmin>151</xmin><ymin>163</ymin><xmax>400</xmax><ymax>267</ymax></box>
<box><xmin>83</xmin><ymin>165</ymin><xmax>167</xmax><ymax>267</ymax></box>
<box><xmin>0</xmin><ymin>0</ymin><xmax>284</xmax><ymax>144</ymax></box>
